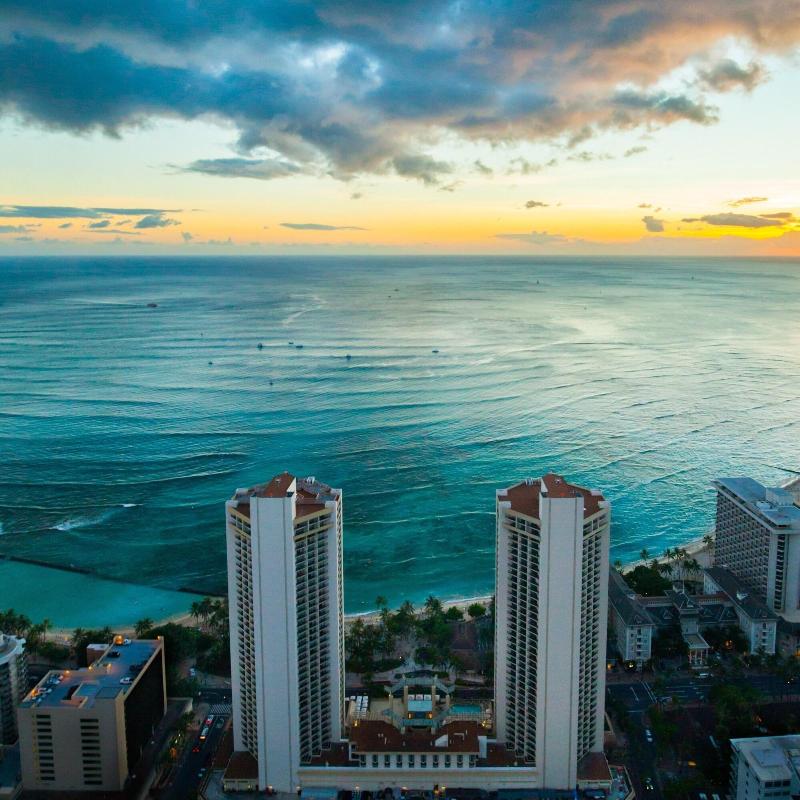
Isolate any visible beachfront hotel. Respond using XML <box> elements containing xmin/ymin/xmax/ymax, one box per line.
<box><xmin>224</xmin><ymin>471</ymin><xmax>613</xmax><ymax>795</ymax></box>
<box><xmin>0</xmin><ymin>633</ymin><xmax>27</xmax><ymax>745</ymax></box>
<box><xmin>225</xmin><ymin>473</ymin><xmax>344</xmax><ymax>792</ymax></box>
<box><xmin>713</xmin><ymin>478</ymin><xmax>800</xmax><ymax>620</ymax></box>
<box><xmin>495</xmin><ymin>474</ymin><xmax>610</xmax><ymax>789</ymax></box>
<box><xmin>17</xmin><ymin>637</ymin><xmax>166</xmax><ymax>793</ymax></box>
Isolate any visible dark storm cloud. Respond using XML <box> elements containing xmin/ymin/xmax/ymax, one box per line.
<box><xmin>1</xmin><ymin>1</ymin><xmax>799</xmax><ymax>181</ymax></box>
<box><xmin>280</xmin><ymin>222</ymin><xmax>368</xmax><ymax>230</ymax></box>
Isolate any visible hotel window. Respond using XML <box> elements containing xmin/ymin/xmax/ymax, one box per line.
<box><xmin>372</xmin><ymin>755</ymin><xmax>378</xmax><ymax>768</ymax></box>
<box><xmin>409</xmin><ymin>755</ymin><xmax>415</xmax><ymax>767</ymax></box>
<box><xmin>421</xmin><ymin>755</ymin><xmax>427</xmax><ymax>767</ymax></box>
<box><xmin>432</xmin><ymin>755</ymin><xmax>439</xmax><ymax>767</ymax></box>
<box><xmin>384</xmin><ymin>755</ymin><xmax>391</xmax><ymax>768</ymax></box>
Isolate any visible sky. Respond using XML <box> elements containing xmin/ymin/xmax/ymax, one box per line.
<box><xmin>1</xmin><ymin>0</ymin><xmax>799</xmax><ymax>256</ymax></box>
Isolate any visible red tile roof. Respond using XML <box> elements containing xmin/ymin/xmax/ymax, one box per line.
<box><xmin>577</xmin><ymin>751</ymin><xmax>612</xmax><ymax>782</ymax></box>
<box><xmin>255</xmin><ymin>471</ymin><xmax>295</xmax><ymax>498</ymax></box>
<box><xmin>500</xmin><ymin>473</ymin><xmax>604</xmax><ymax>520</ymax></box>
<box><xmin>349</xmin><ymin>720</ymin><xmax>480</xmax><ymax>753</ymax></box>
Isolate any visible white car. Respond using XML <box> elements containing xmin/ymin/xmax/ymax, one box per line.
<box><xmin>120</xmin><ymin>677</ymin><xmax>133</xmax><ymax>685</ymax></box>
<box><xmin>644</xmin><ymin>728</ymin><xmax>654</xmax><ymax>743</ymax></box>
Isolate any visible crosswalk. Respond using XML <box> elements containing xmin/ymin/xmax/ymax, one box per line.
<box><xmin>209</xmin><ymin>703</ymin><xmax>232</xmax><ymax>715</ymax></box>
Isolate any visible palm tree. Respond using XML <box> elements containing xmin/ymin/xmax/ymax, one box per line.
<box><xmin>134</xmin><ymin>618</ymin><xmax>154</xmax><ymax>638</ymax></box>
<box><xmin>657</xmin><ymin>561</ymin><xmax>673</xmax><ymax>577</ymax></box>
<box><xmin>640</xmin><ymin>548</ymin><xmax>650</xmax><ymax>562</ymax></box>
<box><xmin>613</xmin><ymin>559</ymin><xmax>623</xmax><ymax>571</ymax></box>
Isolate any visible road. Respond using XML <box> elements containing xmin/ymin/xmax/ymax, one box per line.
<box><xmin>160</xmin><ymin>712</ymin><xmax>229</xmax><ymax>800</ymax></box>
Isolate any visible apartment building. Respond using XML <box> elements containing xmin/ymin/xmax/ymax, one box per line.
<box><xmin>225</xmin><ymin>473</ymin><xmax>344</xmax><ymax>792</ymax></box>
<box><xmin>17</xmin><ymin>638</ymin><xmax>165</xmax><ymax>793</ymax></box>
<box><xmin>494</xmin><ymin>474</ymin><xmax>610</xmax><ymax>789</ymax></box>
<box><xmin>729</xmin><ymin>735</ymin><xmax>800</xmax><ymax>800</ymax></box>
<box><xmin>713</xmin><ymin>478</ymin><xmax>800</xmax><ymax>620</ymax></box>
<box><xmin>0</xmin><ymin>635</ymin><xmax>26</xmax><ymax>745</ymax></box>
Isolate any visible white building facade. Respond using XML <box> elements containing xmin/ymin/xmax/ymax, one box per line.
<box><xmin>0</xmin><ymin>634</ymin><xmax>26</xmax><ymax>745</ymax></box>
<box><xmin>494</xmin><ymin>474</ymin><xmax>610</xmax><ymax>790</ymax></box>
<box><xmin>226</xmin><ymin>473</ymin><xmax>344</xmax><ymax>792</ymax></box>
<box><xmin>729</xmin><ymin>735</ymin><xmax>800</xmax><ymax>800</ymax></box>
<box><xmin>714</xmin><ymin>478</ymin><xmax>800</xmax><ymax>621</ymax></box>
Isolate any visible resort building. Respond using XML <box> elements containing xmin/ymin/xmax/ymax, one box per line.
<box><xmin>607</xmin><ymin>571</ymin><xmax>655</xmax><ymax>668</ymax></box>
<box><xmin>17</xmin><ymin>637</ymin><xmax>166</xmax><ymax>793</ymax></box>
<box><xmin>703</xmin><ymin>568</ymin><xmax>778</xmax><ymax>654</ymax></box>
<box><xmin>729</xmin><ymin>735</ymin><xmax>800</xmax><ymax>800</ymax></box>
<box><xmin>225</xmin><ymin>473</ymin><xmax>344</xmax><ymax>793</ymax></box>
<box><xmin>713</xmin><ymin>477</ymin><xmax>800</xmax><ymax>620</ymax></box>
<box><xmin>225</xmin><ymin>471</ymin><xmax>614</xmax><ymax>795</ymax></box>
<box><xmin>494</xmin><ymin>474</ymin><xmax>610</xmax><ymax>789</ymax></box>
<box><xmin>0</xmin><ymin>634</ymin><xmax>26</xmax><ymax>745</ymax></box>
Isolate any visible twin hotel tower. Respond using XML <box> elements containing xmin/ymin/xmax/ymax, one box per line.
<box><xmin>224</xmin><ymin>472</ymin><xmax>611</xmax><ymax>795</ymax></box>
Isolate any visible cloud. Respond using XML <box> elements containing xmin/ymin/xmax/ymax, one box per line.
<box><xmin>134</xmin><ymin>214</ymin><xmax>180</xmax><ymax>229</ymax></box>
<box><xmin>280</xmin><ymin>222</ymin><xmax>368</xmax><ymax>231</ymax></box>
<box><xmin>181</xmin><ymin>231</ymin><xmax>194</xmax><ymax>242</ymax></box>
<box><xmin>178</xmin><ymin>157</ymin><xmax>304</xmax><ymax>181</ymax></box>
<box><xmin>727</xmin><ymin>196</ymin><xmax>768</xmax><ymax>207</ymax></box>
<box><xmin>698</xmin><ymin>59</ymin><xmax>766</xmax><ymax>92</ymax></box>
<box><xmin>0</xmin><ymin>224</ymin><xmax>34</xmax><ymax>233</ymax></box>
<box><xmin>87</xmin><ymin>228</ymin><xmax>142</xmax><ymax>235</ymax></box>
<box><xmin>0</xmin><ymin>3</ymin><xmax>798</xmax><ymax>183</ymax></box>
<box><xmin>495</xmin><ymin>230</ymin><xmax>568</xmax><ymax>245</ymax></box>
<box><xmin>642</xmin><ymin>215</ymin><xmax>665</xmax><ymax>232</ymax></box>
<box><xmin>638</xmin><ymin>203</ymin><xmax>653</xmax><ymax>208</ymax></box>
<box><xmin>681</xmin><ymin>212</ymin><xmax>790</xmax><ymax>228</ymax></box>
<box><xmin>567</xmin><ymin>151</ymin><xmax>613</xmax><ymax>163</ymax></box>
<box><xmin>350</xmin><ymin>192</ymin><xmax>362</xmax><ymax>200</ymax></box>
<box><xmin>58</xmin><ymin>221</ymin><xmax>72</xmax><ymax>228</ymax></box>
<box><xmin>392</xmin><ymin>154</ymin><xmax>452</xmax><ymax>185</ymax></box>
<box><xmin>474</xmin><ymin>160</ymin><xmax>493</xmax><ymax>176</ymax></box>
<box><xmin>14</xmin><ymin>236</ymin><xmax>34</xmax><ymax>242</ymax></box>
<box><xmin>87</xmin><ymin>219</ymin><xmax>111</xmax><ymax>229</ymax></box>
<box><xmin>624</xmin><ymin>145</ymin><xmax>648</xmax><ymax>157</ymax></box>
<box><xmin>0</xmin><ymin>204</ymin><xmax>177</xmax><ymax>219</ymax></box>
<box><xmin>525</xmin><ymin>201</ymin><xmax>549</xmax><ymax>208</ymax></box>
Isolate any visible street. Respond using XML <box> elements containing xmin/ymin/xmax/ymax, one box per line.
<box><xmin>160</xmin><ymin>709</ymin><xmax>230</xmax><ymax>800</ymax></box>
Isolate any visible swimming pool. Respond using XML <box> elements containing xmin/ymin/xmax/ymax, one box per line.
<box><xmin>449</xmin><ymin>703</ymin><xmax>481</xmax><ymax>714</ymax></box>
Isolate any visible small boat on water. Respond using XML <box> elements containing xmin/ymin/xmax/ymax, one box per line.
<box><xmin>257</xmin><ymin>342</ymin><xmax>263</xmax><ymax>349</ymax></box>
<box><xmin>146</xmin><ymin>302</ymin><xmax>158</xmax><ymax>308</ymax></box>
<box><xmin>295</xmin><ymin>344</ymin><xmax>304</xmax><ymax>349</ymax></box>
<box><xmin>432</xmin><ymin>349</ymin><xmax>439</xmax><ymax>353</ymax></box>
<box><xmin>346</xmin><ymin>354</ymin><xmax>352</xmax><ymax>360</ymax></box>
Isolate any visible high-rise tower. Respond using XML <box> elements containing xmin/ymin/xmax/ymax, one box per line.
<box><xmin>494</xmin><ymin>473</ymin><xmax>610</xmax><ymax>789</ymax></box>
<box><xmin>226</xmin><ymin>473</ymin><xmax>344</xmax><ymax>792</ymax></box>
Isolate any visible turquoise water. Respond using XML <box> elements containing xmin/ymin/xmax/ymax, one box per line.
<box><xmin>449</xmin><ymin>704</ymin><xmax>481</xmax><ymax>714</ymax></box>
<box><xmin>1</xmin><ymin>256</ymin><xmax>799</xmax><ymax>627</ymax></box>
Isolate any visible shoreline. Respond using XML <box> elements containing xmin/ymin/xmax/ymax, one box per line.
<box><xmin>40</xmin><ymin>535</ymin><xmax>713</xmax><ymax>643</ymax></box>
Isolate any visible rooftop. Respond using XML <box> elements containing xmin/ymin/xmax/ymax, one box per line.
<box><xmin>499</xmin><ymin>473</ymin><xmax>605</xmax><ymax>520</ymax></box>
<box><xmin>228</xmin><ymin>474</ymin><xmax>339</xmax><ymax>521</ymax></box>
<box><xmin>349</xmin><ymin>719</ymin><xmax>481</xmax><ymax>753</ymax></box>
<box><xmin>732</xmin><ymin>735</ymin><xmax>800</xmax><ymax>783</ymax></box>
<box><xmin>224</xmin><ymin>751</ymin><xmax>259</xmax><ymax>781</ymax></box>
<box><xmin>20</xmin><ymin>638</ymin><xmax>162</xmax><ymax>710</ymax></box>
<box><xmin>704</xmin><ymin>567</ymin><xmax>778</xmax><ymax>621</ymax></box>
<box><xmin>714</xmin><ymin>477</ymin><xmax>800</xmax><ymax>531</ymax></box>
<box><xmin>0</xmin><ymin>633</ymin><xmax>24</xmax><ymax>664</ymax></box>
<box><xmin>608</xmin><ymin>571</ymin><xmax>655</xmax><ymax>626</ymax></box>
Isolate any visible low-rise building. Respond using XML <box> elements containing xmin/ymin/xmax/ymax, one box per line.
<box><xmin>17</xmin><ymin>637</ymin><xmax>166</xmax><ymax>793</ymax></box>
<box><xmin>704</xmin><ymin>567</ymin><xmax>778</xmax><ymax>654</ymax></box>
<box><xmin>0</xmin><ymin>635</ymin><xmax>26</xmax><ymax>745</ymax></box>
<box><xmin>608</xmin><ymin>570</ymin><xmax>655</xmax><ymax>667</ymax></box>
<box><xmin>729</xmin><ymin>735</ymin><xmax>800</xmax><ymax>800</ymax></box>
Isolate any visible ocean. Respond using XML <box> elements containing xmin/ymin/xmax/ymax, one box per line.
<box><xmin>1</xmin><ymin>255</ymin><xmax>799</xmax><ymax>628</ymax></box>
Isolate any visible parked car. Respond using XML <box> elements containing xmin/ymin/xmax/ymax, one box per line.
<box><xmin>644</xmin><ymin>728</ymin><xmax>654</xmax><ymax>743</ymax></box>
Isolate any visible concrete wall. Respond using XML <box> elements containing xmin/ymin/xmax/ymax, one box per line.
<box><xmin>252</xmin><ymin>487</ymin><xmax>301</xmax><ymax>793</ymax></box>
